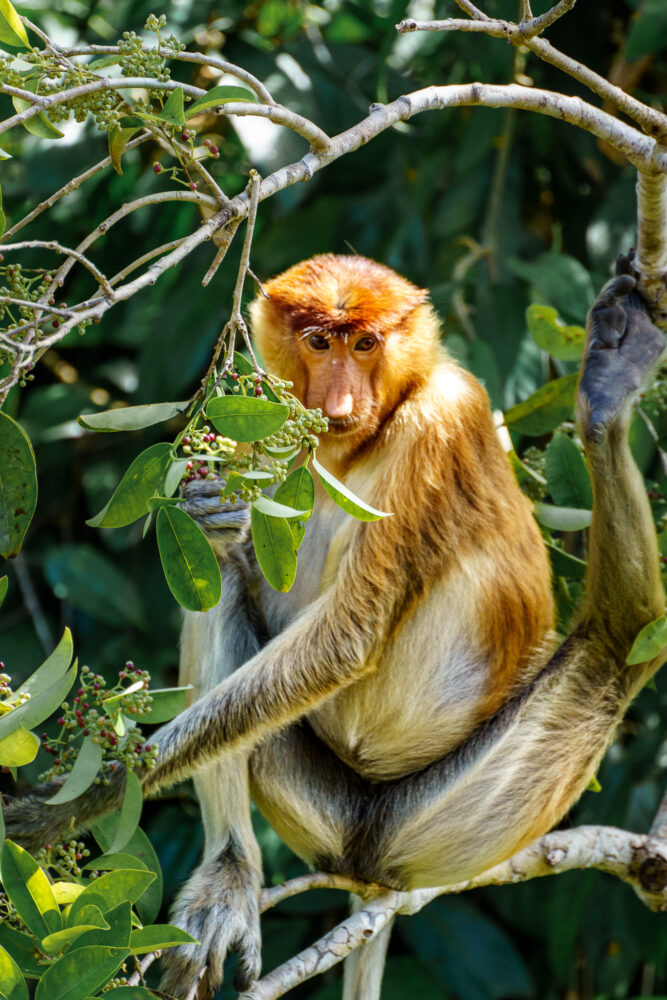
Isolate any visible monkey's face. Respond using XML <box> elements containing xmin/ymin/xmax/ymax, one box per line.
<box><xmin>295</xmin><ymin>330</ymin><xmax>385</xmax><ymax>441</ymax></box>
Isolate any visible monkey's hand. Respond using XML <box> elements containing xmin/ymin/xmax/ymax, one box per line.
<box><xmin>181</xmin><ymin>479</ymin><xmax>250</xmax><ymax>561</ymax></box>
<box><xmin>578</xmin><ymin>253</ymin><xmax>666</xmax><ymax>442</ymax></box>
<box><xmin>3</xmin><ymin>765</ymin><xmax>127</xmax><ymax>854</ymax></box>
<box><xmin>160</xmin><ymin>846</ymin><xmax>262</xmax><ymax>999</ymax></box>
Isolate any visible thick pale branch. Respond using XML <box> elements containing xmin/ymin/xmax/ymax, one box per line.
<box><xmin>519</xmin><ymin>0</ymin><xmax>577</xmax><ymax>38</ymax></box>
<box><xmin>242</xmin><ymin>891</ymin><xmax>401</xmax><ymax>1000</ymax></box>
<box><xmin>247</xmin><ymin>825</ymin><xmax>667</xmax><ymax>998</ymax></box>
<box><xmin>396</xmin><ymin>16</ymin><xmax>667</xmax><ymax>137</ymax></box>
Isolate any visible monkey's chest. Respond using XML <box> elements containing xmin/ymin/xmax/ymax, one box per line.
<box><xmin>309</xmin><ymin>581</ymin><xmax>491</xmax><ymax>781</ymax></box>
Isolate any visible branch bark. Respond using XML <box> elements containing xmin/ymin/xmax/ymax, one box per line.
<box><xmin>248</xmin><ymin>823</ymin><xmax>667</xmax><ymax>999</ymax></box>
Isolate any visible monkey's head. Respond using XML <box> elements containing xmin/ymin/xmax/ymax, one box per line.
<box><xmin>250</xmin><ymin>254</ymin><xmax>442</xmax><ymax>454</ymax></box>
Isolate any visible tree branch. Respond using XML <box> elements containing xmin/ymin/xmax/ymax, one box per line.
<box><xmin>245</xmin><ymin>823</ymin><xmax>667</xmax><ymax>999</ymax></box>
<box><xmin>396</xmin><ymin>15</ymin><xmax>667</xmax><ymax>137</ymax></box>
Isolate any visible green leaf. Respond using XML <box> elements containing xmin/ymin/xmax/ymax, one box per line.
<box><xmin>43</xmin><ymin>546</ymin><xmax>144</xmax><ymax>627</ymax></box>
<box><xmin>586</xmin><ymin>775</ymin><xmax>602</xmax><ymax>792</ymax></box>
<box><xmin>508</xmin><ymin>252</ymin><xmax>593</xmax><ymax>323</ymax></box>
<box><xmin>274</xmin><ymin>465</ymin><xmax>315</xmax><ymax>547</ymax></box>
<box><xmin>68</xmin><ymin>904</ymin><xmax>108</xmax><ymax>929</ymax></box>
<box><xmin>526</xmin><ymin>304</ymin><xmax>585</xmax><ymax>361</ymax></box>
<box><xmin>77</xmin><ymin>401</ymin><xmax>186</xmax><ymax>432</ymax></box>
<box><xmin>0</xmin><ymin>412</ymin><xmax>38</xmax><ymax>558</ymax></box>
<box><xmin>163</xmin><ymin>458</ymin><xmax>189</xmax><ymax>497</ymax></box>
<box><xmin>138</xmin><ymin>685</ymin><xmax>190</xmax><ymax>723</ymax></box>
<box><xmin>67</xmin><ymin>901</ymin><xmax>131</xmax><ymax>952</ymax></box>
<box><xmin>0</xmin><ymin>944</ymin><xmax>28</xmax><ymax>1000</ymax></box>
<box><xmin>0</xmin><ymin>185</ymin><xmax>5</xmax><ymax>239</ymax></box>
<box><xmin>250</xmin><ymin>507</ymin><xmax>297</xmax><ymax>592</ymax></box>
<box><xmin>41</xmin><ymin>916</ymin><xmax>109</xmax><ymax>954</ymax></box>
<box><xmin>312</xmin><ymin>456</ymin><xmax>390</xmax><ymax>521</ymax></box>
<box><xmin>46</xmin><ymin>737</ymin><xmax>103</xmax><ymax>804</ymax></box>
<box><xmin>83</xmin><ymin>853</ymin><xmax>148</xmax><ymax>873</ymax></box>
<box><xmin>108</xmin><ymin>125</ymin><xmax>141</xmax><ymax>176</ymax></box>
<box><xmin>0</xmin><ymin>146</ymin><xmax>11</xmax><ymax>161</ymax></box>
<box><xmin>626</xmin><ymin>615</ymin><xmax>667</xmax><ymax>665</ymax></box>
<box><xmin>0</xmin><ymin>663</ymin><xmax>76</xmax><ymax>742</ymax></box>
<box><xmin>107</xmin><ymin>772</ymin><xmax>143</xmax><ymax>854</ymax></box>
<box><xmin>11</xmin><ymin>95</ymin><xmax>64</xmax><ymax>139</ymax></box>
<box><xmin>207</xmin><ymin>395</ymin><xmax>289</xmax><ymax>442</ymax></box>
<box><xmin>504</xmin><ymin>374</ymin><xmax>577</xmax><ymax>436</ymax></box>
<box><xmin>0</xmin><ymin>575</ymin><xmax>7</xmax><ymax>607</ymax></box>
<box><xmin>0</xmin><ymin>726</ymin><xmax>39</xmax><ymax>767</ymax></box>
<box><xmin>15</xmin><ymin>628</ymin><xmax>73</xmax><ymax>700</ymax></box>
<box><xmin>0</xmin><ymin>925</ymin><xmax>43</xmax><ymax>978</ymax></box>
<box><xmin>186</xmin><ymin>85</ymin><xmax>258</xmax><ymax>118</ymax></box>
<box><xmin>1</xmin><ymin>841</ymin><xmax>61</xmax><ymax>939</ymax></box>
<box><xmin>251</xmin><ymin>494</ymin><xmax>308</xmax><ymax>518</ymax></box>
<box><xmin>86</xmin><ymin>443</ymin><xmax>171</xmax><ymax>529</ymax></box>
<box><xmin>533</xmin><ymin>502</ymin><xmax>592</xmax><ymax>531</ymax></box>
<box><xmin>149</xmin><ymin>86</ymin><xmax>186</xmax><ymax>127</ymax></box>
<box><xmin>545</xmin><ymin>433</ymin><xmax>592</xmax><ymax>509</ymax></box>
<box><xmin>129</xmin><ymin>924</ymin><xmax>198</xmax><ymax>954</ymax></box>
<box><xmin>87</xmin><ymin>54</ymin><xmax>120</xmax><ymax>69</ymax></box>
<box><xmin>90</xmin><ymin>824</ymin><xmax>162</xmax><ymax>924</ymax></box>
<box><xmin>146</xmin><ymin>496</ymin><xmax>181</xmax><ymax>511</ymax></box>
<box><xmin>68</xmin><ymin>870</ymin><xmax>155</xmax><ymax>925</ymax></box>
<box><xmin>0</xmin><ymin>0</ymin><xmax>28</xmax><ymax>47</ymax></box>
<box><xmin>156</xmin><ymin>506</ymin><xmax>222</xmax><ymax>611</ymax></box>
<box><xmin>545</xmin><ymin>542</ymin><xmax>587</xmax><ymax>580</ymax></box>
<box><xmin>34</xmin><ymin>945</ymin><xmax>129</xmax><ymax>1000</ymax></box>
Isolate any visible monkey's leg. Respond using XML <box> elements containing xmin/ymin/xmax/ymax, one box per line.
<box><xmin>350</xmin><ymin>267</ymin><xmax>667</xmax><ymax>892</ymax></box>
<box><xmin>161</xmin><ymin>487</ymin><xmax>266</xmax><ymax>999</ymax></box>
<box><xmin>249</xmin><ymin>724</ymin><xmax>392</xmax><ymax>1000</ymax></box>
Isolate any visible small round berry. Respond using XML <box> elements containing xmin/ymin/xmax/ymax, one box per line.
<box><xmin>181</xmin><ymin>130</ymin><xmax>190</xmax><ymax>141</ymax></box>
<box><xmin>189</xmin><ymin>181</ymin><xmax>197</xmax><ymax>191</ymax></box>
<box><xmin>153</xmin><ymin>162</ymin><xmax>163</xmax><ymax>174</ymax></box>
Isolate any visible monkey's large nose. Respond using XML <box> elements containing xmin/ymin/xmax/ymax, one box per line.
<box><xmin>324</xmin><ymin>385</ymin><xmax>355</xmax><ymax>419</ymax></box>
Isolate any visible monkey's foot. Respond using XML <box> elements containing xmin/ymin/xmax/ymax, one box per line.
<box><xmin>3</xmin><ymin>781</ymin><xmax>75</xmax><ymax>854</ymax></box>
<box><xmin>578</xmin><ymin>256</ymin><xmax>665</xmax><ymax>443</ymax></box>
<box><xmin>160</xmin><ymin>850</ymin><xmax>262</xmax><ymax>998</ymax></box>
<box><xmin>181</xmin><ymin>479</ymin><xmax>250</xmax><ymax>558</ymax></box>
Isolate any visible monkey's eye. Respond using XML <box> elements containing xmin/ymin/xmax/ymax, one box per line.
<box><xmin>307</xmin><ymin>334</ymin><xmax>331</xmax><ymax>351</ymax></box>
<box><xmin>353</xmin><ymin>336</ymin><xmax>377</xmax><ymax>353</ymax></box>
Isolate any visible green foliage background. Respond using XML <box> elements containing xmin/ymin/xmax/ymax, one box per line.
<box><xmin>2</xmin><ymin>0</ymin><xmax>667</xmax><ymax>997</ymax></box>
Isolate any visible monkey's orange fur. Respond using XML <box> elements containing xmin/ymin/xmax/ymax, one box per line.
<box><xmin>253</xmin><ymin>254</ymin><xmax>554</xmax><ymax>723</ymax></box>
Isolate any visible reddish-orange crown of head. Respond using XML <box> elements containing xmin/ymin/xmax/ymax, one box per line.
<box><xmin>258</xmin><ymin>254</ymin><xmax>429</xmax><ymax>338</ymax></box>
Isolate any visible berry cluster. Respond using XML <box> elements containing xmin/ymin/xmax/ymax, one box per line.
<box><xmin>177</xmin><ymin>367</ymin><xmax>328</xmax><ymax>504</ymax></box>
<box><xmin>0</xmin><ymin>263</ymin><xmax>92</xmax><ymax>379</ymax></box>
<box><xmin>35</xmin><ymin>839</ymin><xmax>91</xmax><ymax>881</ymax></box>
<box><xmin>181</xmin><ymin>426</ymin><xmax>236</xmax><ymax>483</ymax></box>
<box><xmin>39</xmin><ymin>662</ymin><xmax>159</xmax><ymax>784</ymax></box>
<box><xmin>0</xmin><ymin>667</ymin><xmax>30</xmax><ymax>712</ymax></box>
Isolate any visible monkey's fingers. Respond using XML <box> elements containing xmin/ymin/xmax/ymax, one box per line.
<box><xmin>579</xmin><ymin>280</ymin><xmax>665</xmax><ymax>441</ymax></box>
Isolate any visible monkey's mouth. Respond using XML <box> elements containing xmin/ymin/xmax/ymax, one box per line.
<box><xmin>325</xmin><ymin>416</ymin><xmax>360</xmax><ymax>434</ymax></box>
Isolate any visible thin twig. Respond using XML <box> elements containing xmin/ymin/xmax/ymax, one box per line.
<box><xmin>202</xmin><ymin>218</ymin><xmax>241</xmax><ymax>287</ymax></box>
<box><xmin>126</xmin><ymin>949</ymin><xmax>161</xmax><ymax>987</ymax></box>
<box><xmin>1</xmin><ymin>133</ymin><xmax>151</xmax><ymax>242</ymax></box>
<box><xmin>1</xmin><ymin>240</ymin><xmax>114</xmax><ymax>298</ymax></box>
<box><xmin>61</xmin><ymin>44</ymin><xmax>275</xmax><ymax>104</ymax></box>
<box><xmin>518</xmin><ymin>0</ymin><xmax>578</xmax><ymax>39</ymax></box>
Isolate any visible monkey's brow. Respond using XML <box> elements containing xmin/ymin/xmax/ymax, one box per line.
<box><xmin>298</xmin><ymin>328</ymin><xmax>332</xmax><ymax>340</ymax></box>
